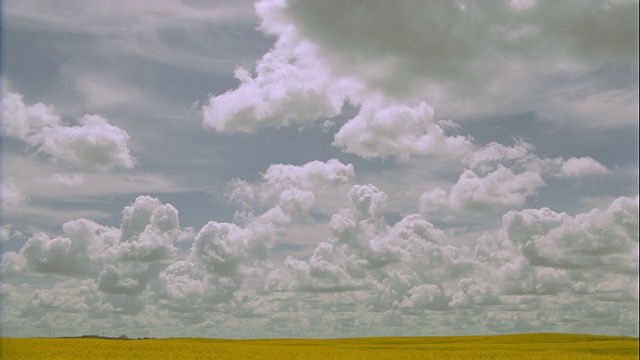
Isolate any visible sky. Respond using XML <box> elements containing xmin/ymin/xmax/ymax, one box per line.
<box><xmin>1</xmin><ymin>0</ymin><xmax>638</xmax><ymax>339</ymax></box>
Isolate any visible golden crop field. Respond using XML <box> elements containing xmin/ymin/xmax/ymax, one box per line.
<box><xmin>1</xmin><ymin>333</ymin><xmax>637</xmax><ymax>360</ymax></box>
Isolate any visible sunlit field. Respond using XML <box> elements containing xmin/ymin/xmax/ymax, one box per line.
<box><xmin>1</xmin><ymin>333</ymin><xmax>637</xmax><ymax>359</ymax></box>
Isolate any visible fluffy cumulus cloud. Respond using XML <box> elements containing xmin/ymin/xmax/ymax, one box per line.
<box><xmin>467</xmin><ymin>195</ymin><xmax>639</xmax><ymax>334</ymax></box>
<box><xmin>1</xmin><ymin>219</ymin><xmax>118</xmax><ymax>276</ymax></box>
<box><xmin>2</xmin><ymin>92</ymin><xmax>135</xmax><ymax>171</ymax></box>
<box><xmin>332</xmin><ymin>100</ymin><xmax>472</xmax><ymax>160</ymax></box>
<box><xmin>228</xmin><ymin>159</ymin><xmax>354</xmax><ymax>217</ymax></box>
<box><xmin>421</xmin><ymin>165</ymin><xmax>545</xmax><ymax>213</ymax></box>
<box><xmin>1</xmin><ymin>196</ymin><xmax>182</xmax><ymax>277</ymax></box>
<box><xmin>559</xmin><ymin>156</ymin><xmax>609</xmax><ymax>178</ymax></box>
<box><xmin>262</xmin><ymin>159</ymin><xmax>354</xmax><ymax>191</ymax></box>
<box><xmin>265</xmin><ymin>184</ymin><xmax>474</xmax><ymax>320</ymax></box>
<box><xmin>503</xmin><ymin>195</ymin><xmax>638</xmax><ymax>271</ymax></box>
<box><xmin>419</xmin><ymin>141</ymin><xmax>611</xmax><ymax>214</ymax></box>
<box><xmin>462</xmin><ymin>141</ymin><xmax>609</xmax><ymax>179</ymax></box>
<box><xmin>202</xmin><ymin>48</ymin><xmax>347</xmax><ymax>133</ymax></box>
<box><xmin>191</xmin><ymin>221</ymin><xmax>270</xmax><ymax>277</ymax></box>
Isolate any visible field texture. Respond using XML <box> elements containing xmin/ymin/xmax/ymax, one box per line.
<box><xmin>1</xmin><ymin>333</ymin><xmax>637</xmax><ymax>359</ymax></box>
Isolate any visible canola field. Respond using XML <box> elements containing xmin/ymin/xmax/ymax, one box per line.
<box><xmin>1</xmin><ymin>333</ymin><xmax>637</xmax><ymax>359</ymax></box>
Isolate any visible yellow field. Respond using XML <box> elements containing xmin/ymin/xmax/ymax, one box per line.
<box><xmin>1</xmin><ymin>333</ymin><xmax>637</xmax><ymax>359</ymax></box>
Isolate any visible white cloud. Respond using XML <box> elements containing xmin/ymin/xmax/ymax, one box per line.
<box><xmin>266</xmin><ymin>184</ymin><xmax>474</xmax><ymax>317</ymax></box>
<box><xmin>2</xmin><ymin>93</ymin><xmax>135</xmax><ymax>171</ymax></box>
<box><xmin>461</xmin><ymin>195</ymin><xmax>640</xmax><ymax>334</ymax></box>
<box><xmin>202</xmin><ymin>48</ymin><xmax>348</xmax><ymax>133</ymax></box>
<box><xmin>421</xmin><ymin>165</ymin><xmax>545</xmax><ymax>213</ymax></box>
<box><xmin>277</xmin><ymin>188</ymin><xmax>315</xmax><ymax>220</ymax></box>
<box><xmin>461</xmin><ymin>141</ymin><xmax>610</xmax><ymax>181</ymax></box>
<box><xmin>191</xmin><ymin>221</ymin><xmax>270</xmax><ymax>277</ymax></box>
<box><xmin>2</xmin><ymin>219</ymin><xmax>119</xmax><ymax>276</ymax></box>
<box><xmin>332</xmin><ymin>100</ymin><xmax>472</xmax><ymax>161</ymax></box>
<box><xmin>348</xmin><ymin>184</ymin><xmax>388</xmax><ymax>219</ymax></box>
<box><xmin>1</xmin><ymin>196</ymin><xmax>184</xmax><ymax>277</ymax></box>
<box><xmin>38</xmin><ymin>115</ymin><xmax>135</xmax><ymax>171</ymax></box>
<box><xmin>559</xmin><ymin>156</ymin><xmax>609</xmax><ymax>178</ymax></box>
<box><xmin>109</xmin><ymin>196</ymin><xmax>181</xmax><ymax>263</ymax></box>
<box><xmin>262</xmin><ymin>159</ymin><xmax>354</xmax><ymax>191</ymax></box>
<box><xmin>1</xmin><ymin>177</ymin><xmax>26</xmax><ymax>206</ymax></box>
<box><xmin>462</xmin><ymin>141</ymin><xmax>535</xmax><ymax>171</ymax></box>
<box><xmin>202</xmin><ymin>1</ymin><xmax>480</xmax><ymax>160</ymax></box>
<box><xmin>97</xmin><ymin>263</ymin><xmax>164</xmax><ymax>297</ymax></box>
<box><xmin>1</xmin><ymin>225</ymin><xmax>13</xmax><ymax>242</ymax></box>
<box><xmin>1</xmin><ymin>92</ymin><xmax>60</xmax><ymax>141</ymax></box>
<box><xmin>203</xmin><ymin>0</ymin><xmax>638</xmax><ymax>135</ymax></box>
<box><xmin>229</xmin><ymin>159</ymin><xmax>355</xmax><ymax>220</ymax></box>
<box><xmin>503</xmin><ymin>195</ymin><xmax>639</xmax><ymax>271</ymax></box>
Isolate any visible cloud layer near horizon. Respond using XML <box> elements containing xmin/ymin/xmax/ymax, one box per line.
<box><xmin>2</xmin><ymin>173</ymin><xmax>638</xmax><ymax>336</ymax></box>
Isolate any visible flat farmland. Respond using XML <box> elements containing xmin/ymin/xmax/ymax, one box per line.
<box><xmin>2</xmin><ymin>333</ymin><xmax>637</xmax><ymax>359</ymax></box>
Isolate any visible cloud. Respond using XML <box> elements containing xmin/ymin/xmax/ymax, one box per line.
<box><xmin>2</xmin><ymin>279</ymin><xmax>111</xmax><ymax>324</ymax></box>
<box><xmin>202</xmin><ymin>0</ymin><xmax>639</xmax><ymax>159</ymax></box>
<box><xmin>191</xmin><ymin>221</ymin><xmax>270</xmax><ymax>277</ymax></box>
<box><xmin>262</xmin><ymin>159</ymin><xmax>354</xmax><ymax>191</ymax></box>
<box><xmin>190</xmin><ymin>160</ymin><xmax>355</xmax><ymax>279</ymax></box>
<box><xmin>1</xmin><ymin>219</ymin><xmax>119</xmax><ymax>276</ymax></box>
<box><xmin>266</xmin><ymin>184</ymin><xmax>474</xmax><ymax>317</ymax></box>
<box><xmin>462</xmin><ymin>141</ymin><xmax>535</xmax><ymax>171</ymax></box>
<box><xmin>1</xmin><ymin>92</ymin><xmax>60</xmax><ymax>140</ymax></box>
<box><xmin>503</xmin><ymin>195</ymin><xmax>639</xmax><ymax>271</ymax></box>
<box><xmin>2</xmin><ymin>93</ymin><xmax>135</xmax><ymax>171</ymax></box>
<box><xmin>421</xmin><ymin>165</ymin><xmax>545</xmax><ymax>213</ymax></box>
<box><xmin>1</xmin><ymin>196</ymin><xmax>183</xmax><ymax>277</ymax></box>
<box><xmin>228</xmin><ymin>159</ymin><xmax>355</xmax><ymax>218</ymax></box>
<box><xmin>332</xmin><ymin>100</ymin><xmax>472</xmax><ymax>161</ymax></box>
<box><xmin>1</xmin><ymin>189</ymin><xmax>638</xmax><ymax>337</ymax></box>
<box><xmin>1</xmin><ymin>225</ymin><xmax>14</xmax><ymax>242</ymax></box>
<box><xmin>202</xmin><ymin>49</ymin><xmax>347</xmax><ymax>133</ymax></box>
<box><xmin>1</xmin><ymin>177</ymin><xmax>26</xmax><ymax>206</ymax></box>
<box><xmin>559</xmin><ymin>156</ymin><xmax>609</xmax><ymax>178</ymax></box>
<box><xmin>202</xmin><ymin>1</ymin><xmax>482</xmax><ymax>160</ymax></box>
<box><xmin>464</xmin><ymin>195</ymin><xmax>640</xmax><ymax>334</ymax></box>
<box><xmin>37</xmin><ymin>115</ymin><xmax>135</xmax><ymax>171</ymax></box>
<box><xmin>98</xmin><ymin>263</ymin><xmax>165</xmax><ymax>297</ymax></box>
<box><xmin>110</xmin><ymin>196</ymin><xmax>181</xmax><ymax>262</ymax></box>
<box><xmin>279</xmin><ymin>0</ymin><xmax>638</xmax><ymax>121</ymax></box>
<box><xmin>2</xmin><ymin>0</ymin><xmax>637</xmax><ymax>339</ymax></box>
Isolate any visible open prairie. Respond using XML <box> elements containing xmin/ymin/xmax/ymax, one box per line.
<box><xmin>1</xmin><ymin>333</ymin><xmax>637</xmax><ymax>360</ymax></box>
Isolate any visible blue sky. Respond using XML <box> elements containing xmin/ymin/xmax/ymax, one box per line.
<box><xmin>1</xmin><ymin>0</ymin><xmax>638</xmax><ymax>338</ymax></box>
